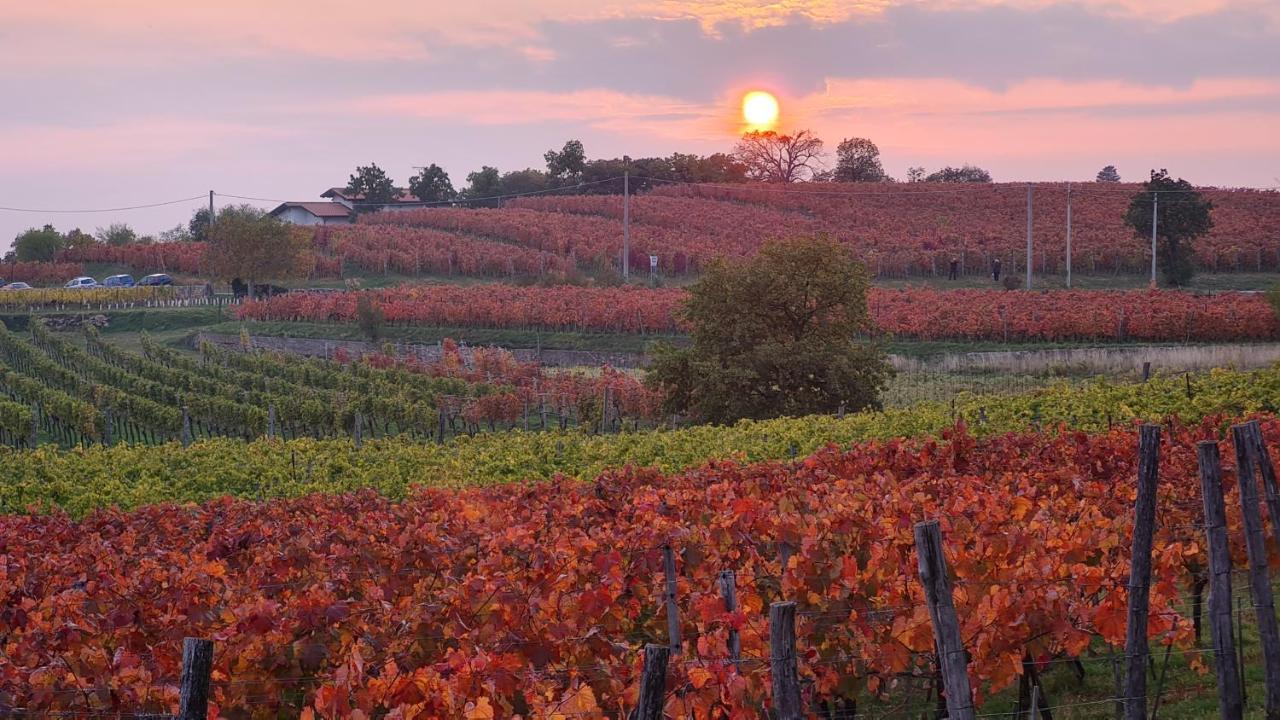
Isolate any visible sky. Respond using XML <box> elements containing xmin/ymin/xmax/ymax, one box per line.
<box><xmin>2</xmin><ymin>0</ymin><xmax>1278</xmax><ymax>249</ymax></box>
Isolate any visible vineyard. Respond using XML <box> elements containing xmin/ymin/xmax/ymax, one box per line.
<box><xmin>0</xmin><ymin>324</ymin><xmax>658</xmax><ymax>448</ymax></box>
<box><xmin>3</xmin><ymin>416</ymin><xmax>1279</xmax><ymax>717</ymax></box>
<box><xmin>235</xmin><ymin>285</ymin><xmax>1280</xmax><ymax>343</ymax></box>
<box><xmin>341</xmin><ymin>182</ymin><xmax>1280</xmax><ymax>277</ymax></box>
<box><xmin>6</xmin><ymin>362</ymin><xmax>1280</xmax><ymax>515</ymax></box>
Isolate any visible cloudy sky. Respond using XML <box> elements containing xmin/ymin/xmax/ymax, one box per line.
<box><xmin>2</xmin><ymin>0</ymin><xmax>1278</xmax><ymax>248</ymax></box>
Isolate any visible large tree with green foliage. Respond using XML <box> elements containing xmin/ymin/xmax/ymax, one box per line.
<box><xmin>544</xmin><ymin>140</ymin><xmax>587</xmax><ymax>183</ymax></box>
<box><xmin>95</xmin><ymin>222</ymin><xmax>138</xmax><ymax>246</ymax></box>
<box><xmin>204</xmin><ymin>214</ymin><xmax>313</xmax><ymax>297</ymax></box>
<box><xmin>345</xmin><ymin>163</ymin><xmax>397</xmax><ymax>208</ymax></box>
<box><xmin>833</xmin><ymin>137</ymin><xmax>886</xmax><ymax>182</ymax></box>
<box><xmin>647</xmin><ymin>237</ymin><xmax>892</xmax><ymax>423</ymax></box>
<box><xmin>1125</xmin><ymin>169</ymin><xmax>1213</xmax><ymax>286</ymax></box>
<box><xmin>408</xmin><ymin>164</ymin><xmax>456</xmax><ymax>203</ymax></box>
<box><xmin>12</xmin><ymin>225</ymin><xmax>65</xmax><ymax>262</ymax></box>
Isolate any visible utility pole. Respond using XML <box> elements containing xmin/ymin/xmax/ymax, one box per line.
<box><xmin>1025</xmin><ymin>183</ymin><xmax>1033</xmax><ymax>290</ymax></box>
<box><xmin>1150</xmin><ymin>191</ymin><xmax>1159</xmax><ymax>288</ymax></box>
<box><xmin>622</xmin><ymin>170</ymin><xmax>631</xmax><ymax>281</ymax></box>
<box><xmin>209</xmin><ymin>190</ymin><xmax>215</xmax><ymax>223</ymax></box>
<box><xmin>1065</xmin><ymin>183</ymin><xmax>1073</xmax><ymax>288</ymax></box>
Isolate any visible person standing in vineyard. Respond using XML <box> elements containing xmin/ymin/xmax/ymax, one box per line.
<box><xmin>991</xmin><ymin>257</ymin><xmax>1002</xmax><ymax>283</ymax></box>
<box><xmin>948</xmin><ymin>257</ymin><xmax>960</xmax><ymax>280</ymax></box>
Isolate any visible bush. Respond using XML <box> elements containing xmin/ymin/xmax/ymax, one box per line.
<box><xmin>355</xmin><ymin>294</ymin><xmax>384</xmax><ymax>341</ymax></box>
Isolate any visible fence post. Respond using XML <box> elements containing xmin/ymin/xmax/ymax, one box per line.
<box><xmin>178</xmin><ymin>637</ymin><xmax>214</xmax><ymax>720</ymax></box>
<box><xmin>914</xmin><ymin>520</ymin><xmax>974</xmax><ymax>720</ymax></box>
<box><xmin>1141</xmin><ymin>362</ymin><xmax>1151</xmax><ymax>383</ymax></box>
<box><xmin>1196</xmin><ymin>441</ymin><xmax>1243</xmax><ymax>720</ymax></box>
<box><xmin>718</xmin><ymin>569</ymin><xmax>742</xmax><ymax>673</ymax></box>
<box><xmin>769</xmin><ymin>601</ymin><xmax>801</xmax><ymax>720</ymax></box>
<box><xmin>662</xmin><ymin>544</ymin><xmax>681</xmax><ymax>652</ymax></box>
<box><xmin>267</xmin><ymin>404</ymin><xmax>276</xmax><ymax>440</ymax></box>
<box><xmin>1244</xmin><ymin>420</ymin><xmax>1280</xmax><ymax>559</ymax></box>
<box><xmin>1123</xmin><ymin>424</ymin><xmax>1160</xmax><ymax>720</ymax></box>
<box><xmin>180</xmin><ymin>406</ymin><xmax>191</xmax><ymax>447</ymax></box>
<box><xmin>1231</xmin><ymin>424</ymin><xmax>1280</xmax><ymax>718</ymax></box>
<box><xmin>353</xmin><ymin>411</ymin><xmax>364</xmax><ymax>449</ymax></box>
<box><xmin>635</xmin><ymin>643</ymin><xmax>669</xmax><ymax>720</ymax></box>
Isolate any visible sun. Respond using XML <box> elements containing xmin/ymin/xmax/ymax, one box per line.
<box><xmin>742</xmin><ymin>91</ymin><xmax>780</xmax><ymax>128</ymax></box>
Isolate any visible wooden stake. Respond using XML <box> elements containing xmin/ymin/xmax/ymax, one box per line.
<box><xmin>662</xmin><ymin>545</ymin><xmax>680</xmax><ymax>653</ymax></box>
<box><xmin>178</xmin><ymin>637</ymin><xmax>214</xmax><ymax>720</ymax></box>
<box><xmin>635</xmin><ymin>644</ymin><xmax>668</xmax><ymax>720</ymax></box>
<box><xmin>717</xmin><ymin>569</ymin><xmax>742</xmax><ymax>673</ymax></box>
<box><xmin>1123</xmin><ymin>424</ymin><xmax>1160</xmax><ymax>720</ymax></box>
<box><xmin>1243</xmin><ymin>420</ymin><xmax>1280</xmax><ymax>561</ymax></box>
<box><xmin>914</xmin><ymin>519</ymin><xmax>975</xmax><ymax>720</ymax></box>
<box><xmin>1197</xmin><ymin>441</ymin><xmax>1243</xmax><ymax>720</ymax></box>
<box><xmin>1231</xmin><ymin>424</ymin><xmax>1280</xmax><ymax>718</ymax></box>
<box><xmin>769</xmin><ymin>601</ymin><xmax>801</xmax><ymax>720</ymax></box>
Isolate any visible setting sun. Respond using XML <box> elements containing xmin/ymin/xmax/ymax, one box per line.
<box><xmin>742</xmin><ymin>90</ymin><xmax>780</xmax><ymax>128</ymax></box>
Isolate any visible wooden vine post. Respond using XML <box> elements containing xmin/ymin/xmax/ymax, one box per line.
<box><xmin>1196</xmin><ymin>441</ymin><xmax>1243</xmax><ymax>720</ymax></box>
<box><xmin>635</xmin><ymin>644</ymin><xmax>669</xmax><ymax>720</ymax></box>
<box><xmin>1243</xmin><ymin>420</ymin><xmax>1280</xmax><ymax>558</ymax></box>
<box><xmin>28</xmin><ymin>401</ymin><xmax>38</xmax><ymax>448</ymax></box>
<box><xmin>180</xmin><ymin>405</ymin><xmax>192</xmax><ymax>447</ymax></box>
<box><xmin>661</xmin><ymin>545</ymin><xmax>681</xmax><ymax>653</ymax></box>
<box><xmin>1123</xmin><ymin>424</ymin><xmax>1160</xmax><ymax>720</ymax></box>
<box><xmin>178</xmin><ymin>637</ymin><xmax>214</xmax><ymax>720</ymax></box>
<box><xmin>769</xmin><ymin>601</ymin><xmax>801</xmax><ymax>720</ymax></box>
<box><xmin>353</xmin><ymin>411</ymin><xmax>364</xmax><ymax>449</ymax></box>
<box><xmin>717</xmin><ymin>569</ymin><xmax>742</xmax><ymax>673</ymax></box>
<box><xmin>914</xmin><ymin>519</ymin><xmax>975</xmax><ymax>720</ymax></box>
<box><xmin>267</xmin><ymin>403</ymin><xmax>276</xmax><ymax>440</ymax></box>
<box><xmin>1231</xmin><ymin>424</ymin><xmax>1280</xmax><ymax>719</ymax></box>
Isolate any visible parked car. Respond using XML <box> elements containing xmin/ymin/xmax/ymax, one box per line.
<box><xmin>139</xmin><ymin>273</ymin><xmax>174</xmax><ymax>286</ymax></box>
<box><xmin>1</xmin><ymin>282</ymin><xmax>32</xmax><ymax>290</ymax></box>
<box><xmin>103</xmin><ymin>274</ymin><xmax>135</xmax><ymax>287</ymax></box>
<box><xmin>64</xmin><ymin>276</ymin><xmax>98</xmax><ymax>289</ymax></box>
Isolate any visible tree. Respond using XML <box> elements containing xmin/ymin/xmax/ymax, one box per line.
<box><xmin>95</xmin><ymin>222</ymin><xmax>137</xmax><ymax>246</ymax></box>
<box><xmin>157</xmin><ymin>224</ymin><xmax>191</xmax><ymax>243</ymax></box>
<box><xmin>544</xmin><ymin>140</ymin><xmax>586</xmax><ymax>183</ymax></box>
<box><xmin>1096</xmin><ymin>165</ymin><xmax>1121</xmax><ymax>183</ymax></box>
<box><xmin>732</xmin><ymin>130</ymin><xmax>825</xmax><ymax>182</ymax></box>
<box><xmin>1124</xmin><ymin>169</ymin><xmax>1214</xmax><ymax>287</ymax></box>
<box><xmin>833</xmin><ymin>138</ymin><xmax>886</xmax><ymax>182</ymax></box>
<box><xmin>408</xmin><ymin>164</ymin><xmax>456</xmax><ymax>203</ymax></box>
<box><xmin>345</xmin><ymin>163</ymin><xmax>397</xmax><ymax>208</ymax></box>
<box><xmin>907</xmin><ymin>166</ymin><xmax>926</xmax><ymax>183</ymax></box>
<box><xmin>355</xmin><ymin>294</ymin><xmax>384</xmax><ymax>341</ymax></box>
<box><xmin>204</xmin><ymin>214</ymin><xmax>314</xmax><ymax>297</ymax></box>
<box><xmin>500</xmin><ymin>169</ymin><xmax>550</xmax><ymax>196</ymax></box>
<box><xmin>925</xmin><ymin>165</ymin><xmax>992</xmax><ymax>183</ymax></box>
<box><xmin>12</xmin><ymin>225</ymin><xmax>65</xmax><ymax>262</ymax></box>
<box><xmin>62</xmin><ymin>228</ymin><xmax>96</xmax><ymax>251</ymax></box>
<box><xmin>189</xmin><ymin>204</ymin><xmax>263</xmax><ymax>242</ymax></box>
<box><xmin>462</xmin><ymin>166</ymin><xmax>503</xmax><ymax>205</ymax></box>
<box><xmin>646</xmin><ymin>236</ymin><xmax>892</xmax><ymax>423</ymax></box>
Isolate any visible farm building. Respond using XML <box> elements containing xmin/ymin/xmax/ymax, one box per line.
<box><xmin>267</xmin><ymin>201</ymin><xmax>353</xmax><ymax>226</ymax></box>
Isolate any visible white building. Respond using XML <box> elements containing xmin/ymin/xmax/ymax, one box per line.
<box><xmin>267</xmin><ymin>202</ymin><xmax>353</xmax><ymax>226</ymax></box>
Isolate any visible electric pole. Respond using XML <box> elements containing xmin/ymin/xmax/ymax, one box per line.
<box><xmin>622</xmin><ymin>170</ymin><xmax>631</xmax><ymax>281</ymax></box>
<box><xmin>209</xmin><ymin>190</ymin><xmax>215</xmax><ymax>223</ymax></box>
<box><xmin>1025</xmin><ymin>183</ymin><xmax>1033</xmax><ymax>290</ymax></box>
<box><xmin>1150</xmin><ymin>191</ymin><xmax>1159</xmax><ymax>287</ymax></box>
<box><xmin>1065</xmin><ymin>183</ymin><xmax>1072</xmax><ymax>288</ymax></box>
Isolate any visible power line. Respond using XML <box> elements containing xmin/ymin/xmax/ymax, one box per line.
<box><xmin>0</xmin><ymin>195</ymin><xmax>207</xmax><ymax>214</ymax></box>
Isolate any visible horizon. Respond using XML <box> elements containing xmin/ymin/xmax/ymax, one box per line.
<box><xmin>3</xmin><ymin>0</ymin><xmax>1279</xmax><ymax>249</ymax></box>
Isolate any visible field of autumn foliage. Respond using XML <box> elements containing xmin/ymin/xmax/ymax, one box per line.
<box><xmin>236</xmin><ymin>284</ymin><xmax>1280</xmax><ymax>343</ymax></box>
<box><xmin>1</xmin><ymin>417</ymin><xmax>1269</xmax><ymax>717</ymax></box>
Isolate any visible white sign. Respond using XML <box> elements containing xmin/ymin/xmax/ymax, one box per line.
<box><xmin>649</xmin><ymin>255</ymin><xmax>658</xmax><ymax>271</ymax></box>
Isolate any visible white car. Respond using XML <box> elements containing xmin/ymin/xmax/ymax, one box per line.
<box><xmin>64</xmin><ymin>276</ymin><xmax>99</xmax><ymax>289</ymax></box>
